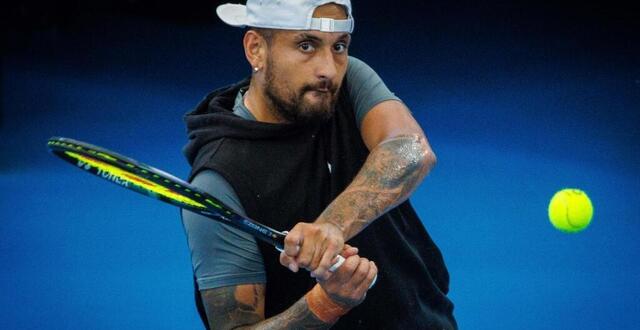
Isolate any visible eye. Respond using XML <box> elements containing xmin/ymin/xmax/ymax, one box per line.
<box><xmin>299</xmin><ymin>42</ymin><xmax>315</xmax><ymax>53</ymax></box>
<box><xmin>333</xmin><ymin>42</ymin><xmax>348</xmax><ymax>53</ymax></box>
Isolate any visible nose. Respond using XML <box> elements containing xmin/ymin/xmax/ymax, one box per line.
<box><xmin>314</xmin><ymin>47</ymin><xmax>338</xmax><ymax>81</ymax></box>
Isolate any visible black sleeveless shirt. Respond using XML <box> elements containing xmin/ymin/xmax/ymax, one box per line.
<box><xmin>183</xmin><ymin>78</ymin><xmax>457</xmax><ymax>329</ymax></box>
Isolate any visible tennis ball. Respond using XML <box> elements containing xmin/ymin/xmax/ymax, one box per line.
<box><xmin>548</xmin><ymin>189</ymin><xmax>593</xmax><ymax>233</ymax></box>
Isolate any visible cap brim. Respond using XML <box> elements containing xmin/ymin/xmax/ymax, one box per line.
<box><xmin>216</xmin><ymin>4</ymin><xmax>248</xmax><ymax>27</ymax></box>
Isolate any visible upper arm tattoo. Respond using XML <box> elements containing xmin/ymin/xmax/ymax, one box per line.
<box><xmin>202</xmin><ymin>284</ymin><xmax>265</xmax><ymax>330</ymax></box>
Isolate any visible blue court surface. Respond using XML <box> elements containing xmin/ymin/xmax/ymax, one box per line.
<box><xmin>2</xmin><ymin>2</ymin><xmax>638</xmax><ymax>329</ymax></box>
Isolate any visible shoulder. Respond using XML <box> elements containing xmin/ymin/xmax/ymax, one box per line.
<box><xmin>344</xmin><ymin>55</ymin><xmax>391</xmax><ymax>94</ymax></box>
<box><xmin>346</xmin><ymin>55</ymin><xmax>376</xmax><ymax>81</ymax></box>
<box><xmin>343</xmin><ymin>56</ymin><xmax>401</xmax><ymax>128</ymax></box>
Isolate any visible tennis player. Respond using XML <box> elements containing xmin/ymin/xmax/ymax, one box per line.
<box><xmin>181</xmin><ymin>1</ymin><xmax>457</xmax><ymax>328</ymax></box>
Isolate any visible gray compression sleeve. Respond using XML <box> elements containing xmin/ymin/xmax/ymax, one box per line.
<box><xmin>181</xmin><ymin>170</ymin><xmax>266</xmax><ymax>290</ymax></box>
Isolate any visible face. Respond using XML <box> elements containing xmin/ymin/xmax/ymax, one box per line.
<box><xmin>261</xmin><ymin>30</ymin><xmax>351</xmax><ymax>125</ymax></box>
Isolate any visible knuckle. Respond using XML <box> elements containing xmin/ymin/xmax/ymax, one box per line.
<box><xmin>326</xmin><ymin>240</ymin><xmax>336</xmax><ymax>250</ymax></box>
<box><xmin>309</xmin><ymin>226</ymin><xmax>319</xmax><ymax>235</ymax></box>
<box><xmin>358</xmin><ymin>263</ymin><xmax>370</xmax><ymax>275</ymax></box>
<box><xmin>328</xmin><ymin>240</ymin><xmax>342</xmax><ymax>251</ymax></box>
<box><xmin>315</xmin><ymin>270</ymin><xmax>328</xmax><ymax>280</ymax></box>
<box><xmin>297</xmin><ymin>256</ymin><xmax>310</xmax><ymax>267</ymax></box>
<box><xmin>284</xmin><ymin>235</ymin><xmax>297</xmax><ymax>244</ymax></box>
<box><xmin>344</xmin><ymin>258</ymin><xmax>359</xmax><ymax>270</ymax></box>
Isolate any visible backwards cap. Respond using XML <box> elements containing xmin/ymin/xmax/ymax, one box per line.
<box><xmin>216</xmin><ymin>0</ymin><xmax>354</xmax><ymax>33</ymax></box>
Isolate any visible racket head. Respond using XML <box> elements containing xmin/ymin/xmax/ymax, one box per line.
<box><xmin>47</xmin><ymin>137</ymin><xmax>218</xmax><ymax>212</ymax></box>
<box><xmin>47</xmin><ymin>137</ymin><xmax>285</xmax><ymax>247</ymax></box>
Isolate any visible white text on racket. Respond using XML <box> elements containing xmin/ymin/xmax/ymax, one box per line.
<box><xmin>77</xmin><ymin>160</ymin><xmax>130</xmax><ymax>188</ymax></box>
<box><xmin>96</xmin><ymin>168</ymin><xmax>130</xmax><ymax>188</ymax></box>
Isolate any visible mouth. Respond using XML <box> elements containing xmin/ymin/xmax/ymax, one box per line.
<box><xmin>304</xmin><ymin>80</ymin><xmax>335</xmax><ymax>95</ymax></box>
<box><xmin>306</xmin><ymin>90</ymin><xmax>333</xmax><ymax>101</ymax></box>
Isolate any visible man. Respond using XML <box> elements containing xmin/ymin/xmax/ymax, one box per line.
<box><xmin>181</xmin><ymin>0</ymin><xmax>457</xmax><ymax>328</ymax></box>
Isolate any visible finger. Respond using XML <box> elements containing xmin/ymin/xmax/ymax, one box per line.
<box><xmin>317</xmin><ymin>269</ymin><xmax>335</xmax><ymax>282</ymax></box>
<box><xmin>329</xmin><ymin>255</ymin><xmax>345</xmax><ymax>272</ymax></box>
<box><xmin>340</xmin><ymin>245</ymin><xmax>359</xmax><ymax>258</ymax></box>
<box><xmin>321</xmin><ymin>254</ymin><xmax>356</xmax><ymax>286</ymax></box>
<box><xmin>345</xmin><ymin>260</ymin><xmax>374</xmax><ymax>303</ymax></box>
<box><xmin>357</xmin><ymin>261</ymin><xmax>377</xmax><ymax>292</ymax></box>
<box><xmin>349</xmin><ymin>258</ymin><xmax>371</xmax><ymax>289</ymax></box>
<box><xmin>280</xmin><ymin>251</ymin><xmax>299</xmax><ymax>273</ymax></box>
<box><xmin>296</xmin><ymin>236</ymin><xmax>316</xmax><ymax>269</ymax></box>
<box><xmin>284</xmin><ymin>226</ymin><xmax>303</xmax><ymax>257</ymax></box>
<box><xmin>332</xmin><ymin>254</ymin><xmax>360</xmax><ymax>283</ymax></box>
<box><xmin>369</xmin><ymin>261</ymin><xmax>378</xmax><ymax>288</ymax></box>
<box><xmin>313</xmin><ymin>242</ymin><xmax>340</xmax><ymax>280</ymax></box>
<box><xmin>308</xmin><ymin>240</ymin><xmax>327</xmax><ymax>275</ymax></box>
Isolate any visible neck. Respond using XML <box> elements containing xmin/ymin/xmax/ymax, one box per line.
<box><xmin>244</xmin><ymin>78</ymin><xmax>288</xmax><ymax>124</ymax></box>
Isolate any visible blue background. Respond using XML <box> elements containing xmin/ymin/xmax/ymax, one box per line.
<box><xmin>2</xmin><ymin>1</ymin><xmax>639</xmax><ymax>329</ymax></box>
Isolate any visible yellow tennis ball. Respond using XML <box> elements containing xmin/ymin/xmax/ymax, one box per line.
<box><xmin>548</xmin><ymin>189</ymin><xmax>594</xmax><ymax>233</ymax></box>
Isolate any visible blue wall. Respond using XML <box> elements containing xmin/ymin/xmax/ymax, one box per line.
<box><xmin>2</xmin><ymin>1</ymin><xmax>639</xmax><ymax>329</ymax></box>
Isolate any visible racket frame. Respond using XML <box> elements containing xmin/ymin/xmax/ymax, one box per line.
<box><xmin>47</xmin><ymin>136</ymin><xmax>286</xmax><ymax>249</ymax></box>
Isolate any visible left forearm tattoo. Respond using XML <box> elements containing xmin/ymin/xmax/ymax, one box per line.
<box><xmin>318</xmin><ymin>134</ymin><xmax>434</xmax><ymax>239</ymax></box>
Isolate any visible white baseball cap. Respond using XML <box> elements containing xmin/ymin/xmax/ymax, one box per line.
<box><xmin>216</xmin><ymin>0</ymin><xmax>354</xmax><ymax>33</ymax></box>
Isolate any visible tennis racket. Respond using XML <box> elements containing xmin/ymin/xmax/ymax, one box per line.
<box><xmin>47</xmin><ymin>136</ymin><xmax>346</xmax><ymax>272</ymax></box>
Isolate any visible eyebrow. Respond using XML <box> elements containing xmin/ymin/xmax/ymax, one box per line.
<box><xmin>294</xmin><ymin>33</ymin><xmax>351</xmax><ymax>43</ymax></box>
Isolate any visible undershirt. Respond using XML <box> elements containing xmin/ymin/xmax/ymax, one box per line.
<box><xmin>181</xmin><ymin>56</ymin><xmax>401</xmax><ymax>290</ymax></box>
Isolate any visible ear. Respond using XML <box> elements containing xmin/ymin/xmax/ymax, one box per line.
<box><xmin>243</xmin><ymin>30</ymin><xmax>267</xmax><ymax>72</ymax></box>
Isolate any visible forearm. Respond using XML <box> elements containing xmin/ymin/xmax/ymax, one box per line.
<box><xmin>238</xmin><ymin>296</ymin><xmax>332</xmax><ymax>330</ymax></box>
<box><xmin>203</xmin><ymin>284</ymin><xmax>336</xmax><ymax>330</ymax></box>
<box><xmin>317</xmin><ymin>133</ymin><xmax>435</xmax><ymax>240</ymax></box>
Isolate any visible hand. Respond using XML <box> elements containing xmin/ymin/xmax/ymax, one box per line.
<box><xmin>279</xmin><ymin>221</ymin><xmax>345</xmax><ymax>280</ymax></box>
<box><xmin>316</xmin><ymin>250</ymin><xmax>378</xmax><ymax>308</ymax></box>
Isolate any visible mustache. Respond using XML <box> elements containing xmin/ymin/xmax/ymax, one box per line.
<box><xmin>302</xmin><ymin>79</ymin><xmax>338</xmax><ymax>94</ymax></box>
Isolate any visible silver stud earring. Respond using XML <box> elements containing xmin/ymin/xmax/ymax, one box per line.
<box><xmin>253</xmin><ymin>67</ymin><xmax>260</xmax><ymax>72</ymax></box>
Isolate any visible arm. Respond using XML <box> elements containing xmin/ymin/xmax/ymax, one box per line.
<box><xmin>201</xmin><ymin>247</ymin><xmax>377</xmax><ymax>330</ymax></box>
<box><xmin>201</xmin><ymin>284</ymin><xmax>327</xmax><ymax>330</ymax></box>
<box><xmin>283</xmin><ymin>100</ymin><xmax>436</xmax><ymax>278</ymax></box>
<box><xmin>318</xmin><ymin>99</ymin><xmax>436</xmax><ymax>239</ymax></box>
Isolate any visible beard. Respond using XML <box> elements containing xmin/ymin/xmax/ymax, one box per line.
<box><xmin>263</xmin><ymin>57</ymin><xmax>340</xmax><ymax>125</ymax></box>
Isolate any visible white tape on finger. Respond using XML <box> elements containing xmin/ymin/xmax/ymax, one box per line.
<box><xmin>328</xmin><ymin>255</ymin><xmax>345</xmax><ymax>272</ymax></box>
